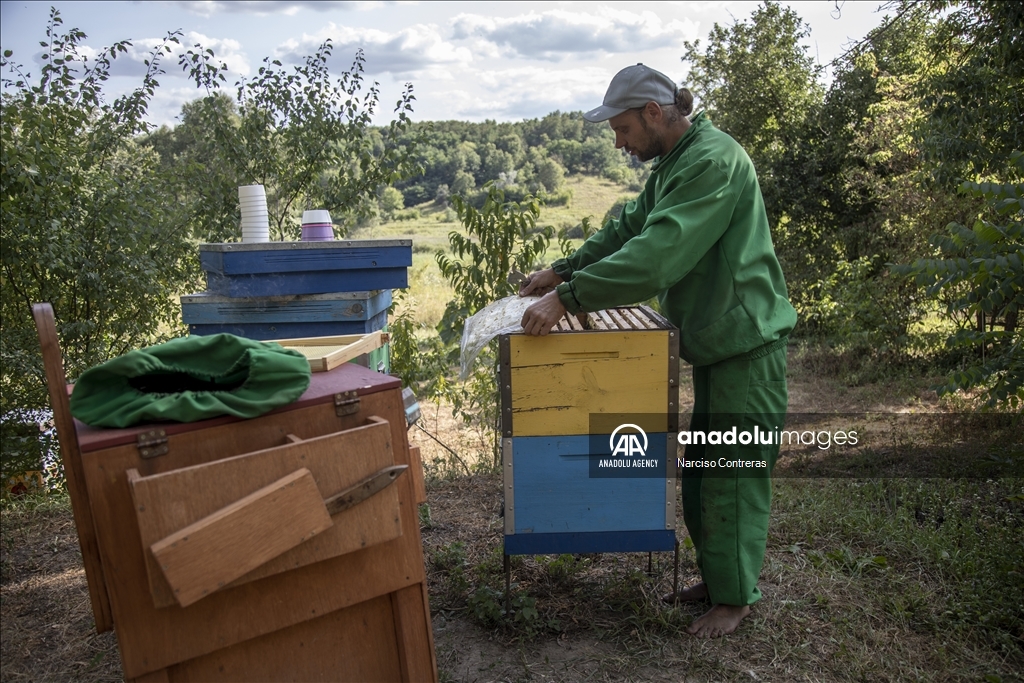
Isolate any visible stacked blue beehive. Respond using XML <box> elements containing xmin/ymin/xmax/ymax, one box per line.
<box><xmin>182</xmin><ymin>240</ymin><xmax>412</xmax><ymax>373</ymax></box>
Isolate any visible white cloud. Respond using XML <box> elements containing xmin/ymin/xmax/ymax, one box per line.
<box><xmin>275</xmin><ymin>22</ymin><xmax>471</xmax><ymax>75</ymax></box>
<box><xmin>173</xmin><ymin>1</ymin><xmax>375</xmax><ymax>18</ymax></box>
<box><xmin>450</xmin><ymin>7</ymin><xmax>699</xmax><ymax>61</ymax></box>
<box><xmin>444</xmin><ymin>65</ymin><xmax>611</xmax><ymax>120</ymax></box>
<box><xmin>69</xmin><ymin>31</ymin><xmax>250</xmax><ymax>81</ymax></box>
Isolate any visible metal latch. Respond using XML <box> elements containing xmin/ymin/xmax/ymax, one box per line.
<box><xmin>137</xmin><ymin>429</ymin><xmax>168</xmax><ymax>458</ymax></box>
<box><xmin>334</xmin><ymin>390</ymin><xmax>361</xmax><ymax>417</ymax></box>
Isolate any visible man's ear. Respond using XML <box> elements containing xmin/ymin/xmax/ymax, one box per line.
<box><xmin>643</xmin><ymin>101</ymin><xmax>664</xmax><ymax>123</ymax></box>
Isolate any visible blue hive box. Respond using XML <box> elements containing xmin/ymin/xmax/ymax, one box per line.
<box><xmin>199</xmin><ymin>240</ymin><xmax>412</xmax><ymax>297</ymax></box>
<box><xmin>188</xmin><ymin>309</ymin><xmax>388</xmax><ymax>341</ymax></box>
<box><xmin>180</xmin><ymin>290</ymin><xmax>392</xmax><ymax>325</ymax></box>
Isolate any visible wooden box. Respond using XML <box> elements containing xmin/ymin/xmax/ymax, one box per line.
<box><xmin>199</xmin><ymin>240</ymin><xmax>412</xmax><ymax>297</ymax></box>
<box><xmin>500</xmin><ymin>306</ymin><xmax>678</xmax><ymax>556</ymax></box>
<box><xmin>187</xmin><ymin>309</ymin><xmax>388</xmax><ymax>340</ymax></box>
<box><xmin>180</xmin><ymin>290</ymin><xmax>392</xmax><ymax>325</ymax></box>
<box><xmin>69</xmin><ymin>364</ymin><xmax>434</xmax><ymax>681</ymax></box>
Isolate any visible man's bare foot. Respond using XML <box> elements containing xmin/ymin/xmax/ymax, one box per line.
<box><xmin>686</xmin><ymin>604</ymin><xmax>751</xmax><ymax>638</ymax></box>
<box><xmin>661</xmin><ymin>581</ymin><xmax>709</xmax><ymax>604</ymax></box>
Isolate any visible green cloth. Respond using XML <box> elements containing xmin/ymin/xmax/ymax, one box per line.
<box><xmin>553</xmin><ymin>111</ymin><xmax>797</xmax><ymax>367</ymax></box>
<box><xmin>70</xmin><ymin>334</ymin><xmax>311</xmax><ymax>428</ymax></box>
<box><xmin>681</xmin><ymin>343</ymin><xmax>788</xmax><ymax>606</ymax></box>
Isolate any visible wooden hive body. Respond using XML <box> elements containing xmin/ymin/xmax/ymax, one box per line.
<box><xmin>186</xmin><ymin>240</ymin><xmax>408</xmax><ymax>372</ymax></box>
<box><xmin>500</xmin><ymin>306</ymin><xmax>679</xmax><ymax>555</ymax></box>
<box><xmin>68</xmin><ymin>363</ymin><xmax>435</xmax><ymax>682</ymax></box>
<box><xmin>199</xmin><ymin>240</ymin><xmax>412</xmax><ymax>297</ymax></box>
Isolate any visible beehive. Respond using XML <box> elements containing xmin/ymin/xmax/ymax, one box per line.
<box><xmin>185</xmin><ymin>241</ymin><xmax>411</xmax><ymax>373</ymax></box>
<box><xmin>199</xmin><ymin>240</ymin><xmax>411</xmax><ymax>297</ymax></box>
<box><xmin>499</xmin><ymin>306</ymin><xmax>679</xmax><ymax>555</ymax></box>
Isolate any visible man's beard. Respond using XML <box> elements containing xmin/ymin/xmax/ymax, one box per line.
<box><xmin>633</xmin><ymin>114</ymin><xmax>666</xmax><ymax>161</ymax></box>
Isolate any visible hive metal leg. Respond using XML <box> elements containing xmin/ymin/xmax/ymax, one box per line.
<box><xmin>673</xmin><ymin>540</ymin><xmax>680</xmax><ymax>605</ymax></box>
<box><xmin>504</xmin><ymin>553</ymin><xmax>511</xmax><ymax>615</ymax></box>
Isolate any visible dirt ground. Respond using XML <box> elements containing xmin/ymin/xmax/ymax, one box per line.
<box><xmin>2</xmin><ymin>349</ymin><xmax>1021</xmax><ymax>682</ymax></box>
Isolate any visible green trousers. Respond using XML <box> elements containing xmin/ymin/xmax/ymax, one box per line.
<box><xmin>680</xmin><ymin>340</ymin><xmax>788</xmax><ymax>606</ymax></box>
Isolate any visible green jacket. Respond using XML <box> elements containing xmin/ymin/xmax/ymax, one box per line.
<box><xmin>553</xmin><ymin>112</ymin><xmax>797</xmax><ymax>367</ymax></box>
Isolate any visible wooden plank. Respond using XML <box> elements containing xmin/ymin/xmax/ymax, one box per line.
<box><xmin>31</xmin><ymin>304</ymin><xmax>113</xmax><ymax>633</ymax></box>
<box><xmin>408</xmin><ymin>446</ymin><xmax>428</xmax><ymax>505</ymax></box>
<box><xmin>79</xmin><ymin>389</ymin><xmax>428</xmax><ymax>678</ymax></box>
<box><xmin>199</xmin><ymin>241</ymin><xmax>412</xmax><ymax>275</ymax></box>
<box><xmin>204</xmin><ymin>268</ymin><xmax>409</xmax><ymax>298</ymax></box>
<box><xmin>617</xmin><ymin>308</ymin><xmax>646</xmax><ymax>330</ymax></box>
<box><xmin>639</xmin><ymin>304</ymin><xmax>673</xmax><ymax>329</ymax></box>
<box><xmin>566</xmin><ymin>313</ymin><xmax>585</xmax><ymax>331</ymax></box>
<box><xmin>148</xmin><ymin>468</ymin><xmax>334</xmax><ymax>608</ymax></box>
<box><xmin>392</xmin><ymin>583</ymin><xmax>438</xmax><ymax>682</ymax></box>
<box><xmin>586</xmin><ymin>312</ymin><xmax>608</xmax><ymax>329</ymax></box>
<box><xmin>131</xmin><ymin>418</ymin><xmax>401</xmax><ymax>608</ymax></box>
<box><xmin>509</xmin><ymin>332</ymin><xmax>669</xmax><ymax>436</ymax></box>
<box><xmin>606</xmin><ymin>308</ymin><xmax>631</xmax><ymax>330</ymax></box>
<box><xmin>596</xmin><ymin>310</ymin><xmax>618</xmax><ymax>329</ymax></box>
<box><xmin>126</xmin><ymin>669</ymin><xmax>169</xmax><ymax>683</ymax></box>
<box><xmin>166</xmin><ymin>594</ymin><xmax>405</xmax><ymax>682</ymax></box>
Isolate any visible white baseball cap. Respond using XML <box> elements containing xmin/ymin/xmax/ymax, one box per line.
<box><xmin>583</xmin><ymin>64</ymin><xmax>678</xmax><ymax>123</ymax></box>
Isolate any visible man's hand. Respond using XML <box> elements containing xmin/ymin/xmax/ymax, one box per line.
<box><xmin>519</xmin><ymin>268</ymin><xmax>564</xmax><ymax>297</ymax></box>
<box><xmin>521</xmin><ymin>290</ymin><xmax>566</xmax><ymax>336</ymax></box>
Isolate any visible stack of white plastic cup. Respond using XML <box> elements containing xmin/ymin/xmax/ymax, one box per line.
<box><xmin>238</xmin><ymin>185</ymin><xmax>269</xmax><ymax>243</ymax></box>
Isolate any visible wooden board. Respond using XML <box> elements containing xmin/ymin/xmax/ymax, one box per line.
<box><xmin>144</xmin><ymin>468</ymin><xmax>334</xmax><ymax>608</ymax></box>
<box><xmin>408</xmin><ymin>446</ymin><xmax>427</xmax><ymax>505</ymax></box>
<box><xmin>130</xmin><ymin>417</ymin><xmax>401</xmax><ymax>609</ymax></box>
<box><xmin>180</xmin><ymin>289</ymin><xmax>392</xmax><ymax>324</ymax></box>
<box><xmin>199</xmin><ymin>240</ymin><xmax>412</xmax><ymax>275</ymax></box>
<box><xmin>188</xmin><ymin>309</ymin><xmax>387</xmax><ymax>340</ymax></box>
<box><xmin>509</xmin><ymin>331</ymin><xmax>669</xmax><ymax>436</ymax></box>
<box><xmin>31</xmin><ymin>304</ymin><xmax>113</xmax><ymax>633</ymax></box>
<box><xmin>161</xmin><ymin>594</ymin><xmax>403</xmax><ymax>682</ymax></box>
<box><xmin>270</xmin><ymin>330</ymin><xmax>387</xmax><ymax>372</ymax></box>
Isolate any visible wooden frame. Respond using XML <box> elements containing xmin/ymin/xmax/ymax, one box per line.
<box><xmin>269</xmin><ymin>331</ymin><xmax>388</xmax><ymax>372</ymax></box>
<box><xmin>32</xmin><ymin>303</ymin><xmax>114</xmax><ymax>633</ymax></box>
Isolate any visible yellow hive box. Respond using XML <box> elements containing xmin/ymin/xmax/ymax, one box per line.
<box><xmin>499</xmin><ymin>306</ymin><xmax>679</xmax><ymax>438</ymax></box>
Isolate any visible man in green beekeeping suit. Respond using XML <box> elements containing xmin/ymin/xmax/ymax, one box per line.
<box><xmin>520</xmin><ymin>63</ymin><xmax>796</xmax><ymax>638</ymax></box>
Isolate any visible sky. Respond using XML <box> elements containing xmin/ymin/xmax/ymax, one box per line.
<box><xmin>0</xmin><ymin>1</ymin><xmax>894</xmax><ymax>128</ymax></box>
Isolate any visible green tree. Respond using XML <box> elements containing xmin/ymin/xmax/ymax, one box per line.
<box><xmin>1</xmin><ymin>11</ymin><xmax>199</xmax><ymax>471</ymax></box>
<box><xmin>378</xmin><ymin>186</ymin><xmax>405</xmax><ymax>221</ymax></box>
<box><xmin>429</xmin><ymin>185</ymin><xmax>561</xmax><ymax>465</ymax></box>
<box><xmin>179</xmin><ymin>41</ymin><xmax>419</xmax><ymax>239</ymax></box>
<box><xmin>535</xmin><ymin>157</ymin><xmax>566</xmax><ymax>193</ymax></box>
<box><xmin>682</xmin><ymin>0</ymin><xmax>823</xmax><ymax>230</ymax></box>
<box><xmin>894</xmin><ymin>154</ymin><xmax>1023</xmax><ymax>408</ymax></box>
<box><xmin>912</xmin><ymin>0</ymin><xmax>1024</xmax><ymax>185</ymax></box>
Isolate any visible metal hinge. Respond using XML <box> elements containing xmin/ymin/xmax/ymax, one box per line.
<box><xmin>334</xmin><ymin>390</ymin><xmax>361</xmax><ymax>417</ymax></box>
<box><xmin>137</xmin><ymin>429</ymin><xmax>168</xmax><ymax>458</ymax></box>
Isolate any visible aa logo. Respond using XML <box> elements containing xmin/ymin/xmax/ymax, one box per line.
<box><xmin>609</xmin><ymin>424</ymin><xmax>648</xmax><ymax>457</ymax></box>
